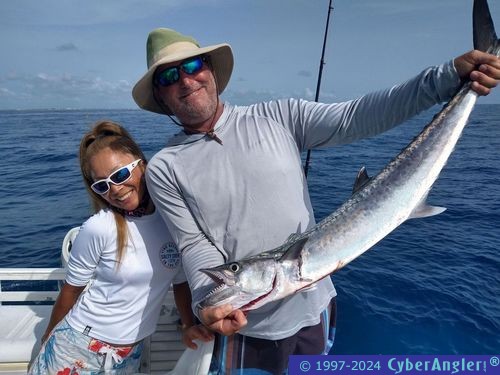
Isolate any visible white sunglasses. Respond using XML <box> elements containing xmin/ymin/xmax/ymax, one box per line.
<box><xmin>91</xmin><ymin>159</ymin><xmax>142</xmax><ymax>195</ymax></box>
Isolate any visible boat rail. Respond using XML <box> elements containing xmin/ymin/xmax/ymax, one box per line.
<box><xmin>0</xmin><ymin>267</ymin><xmax>64</xmax><ymax>373</ymax></box>
<box><xmin>0</xmin><ymin>268</ymin><xmax>65</xmax><ymax>303</ymax></box>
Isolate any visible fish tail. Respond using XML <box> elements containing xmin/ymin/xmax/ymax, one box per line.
<box><xmin>473</xmin><ymin>0</ymin><xmax>499</xmax><ymax>53</ymax></box>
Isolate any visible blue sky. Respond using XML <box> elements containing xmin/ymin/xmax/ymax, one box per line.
<box><xmin>1</xmin><ymin>0</ymin><xmax>499</xmax><ymax>110</ymax></box>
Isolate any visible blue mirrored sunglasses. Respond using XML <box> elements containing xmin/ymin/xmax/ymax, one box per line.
<box><xmin>154</xmin><ymin>56</ymin><xmax>206</xmax><ymax>87</ymax></box>
<box><xmin>91</xmin><ymin>159</ymin><xmax>142</xmax><ymax>195</ymax></box>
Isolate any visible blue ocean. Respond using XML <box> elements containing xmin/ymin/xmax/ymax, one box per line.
<box><xmin>0</xmin><ymin>105</ymin><xmax>498</xmax><ymax>354</ymax></box>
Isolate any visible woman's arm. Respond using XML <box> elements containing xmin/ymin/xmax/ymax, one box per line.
<box><xmin>173</xmin><ymin>282</ymin><xmax>213</xmax><ymax>349</ymax></box>
<box><xmin>173</xmin><ymin>282</ymin><xmax>196</xmax><ymax>328</ymax></box>
<box><xmin>41</xmin><ymin>283</ymin><xmax>85</xmax><ymax>343</ymax></box>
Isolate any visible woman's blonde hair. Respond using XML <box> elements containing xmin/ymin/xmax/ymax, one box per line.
<box><xmin>79</xmin><ymin>120</ymin><xmax>147</xmax><ymax>264</ymax></box>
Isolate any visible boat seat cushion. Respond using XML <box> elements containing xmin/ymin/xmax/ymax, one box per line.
<box><xmin>0</xmin><ymin>305</ymin><xmax>51</xmax><ymax>363</ymax></box>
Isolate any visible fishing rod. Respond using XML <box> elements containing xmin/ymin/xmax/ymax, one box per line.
<box><xmin>304</xmin><ymin>0</ymin><xmax>334</xmax><ymax>178</ymax></box>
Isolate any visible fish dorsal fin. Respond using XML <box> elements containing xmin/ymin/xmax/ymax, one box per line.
<box><xmin>283</xmin><ymin>222</ymin><xmax>304</xmax><ymax>244</ymax></box>
<box><xmin>352</xmin><ymin>166</ymin><xmax>371</xmax><ymax>194</ymax></box>
<box><xmin>408</xmin><ymin>193</ymin><xmax>447</xmax><ymax>219</ymax></box>
<box><xmin>298</xmin><ymin>282</ymin><xmax>318</xmax><ymax>292</ymax></box>
<box><xmin>473</xmin><ymin>0</ymin><xmax>498</xmax><ymax>52</ymax></box>
<box><xmin>280</xmin><ymin>237</ymin><xmax>308</xmax><ymax>261</ymax></box>
<box><xmin>284</xmin><ymin>232</ymin><xmax>302</xmax><ymax>244</ymax></box>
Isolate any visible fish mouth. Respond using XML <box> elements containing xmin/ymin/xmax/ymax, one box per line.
<box><xmin>200</xmin><ymin>268</ymin><xmax>277</xmax><ymax>311</ymax></box>
<box><xmin>200</xmin><ymin>268</ymin><xmax>235</xmax><ymax>287</ymax></box>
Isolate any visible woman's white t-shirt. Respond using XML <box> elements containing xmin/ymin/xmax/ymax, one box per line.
<box><xmin>65</xmin><ymin>209</ymin><xmax>184</xmax><ymax>344</ymax></box>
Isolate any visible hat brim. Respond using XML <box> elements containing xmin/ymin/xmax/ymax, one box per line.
<box><xmin>132</xmin><ymin>43</ymin><xmax>233</xmax><ymax>115</ymax></box>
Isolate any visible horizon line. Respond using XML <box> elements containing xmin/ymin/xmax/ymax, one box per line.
<box><xmin>1</xmin><ymin>103</ymin><xmax>499</xmax><ymax>112</ymax></box>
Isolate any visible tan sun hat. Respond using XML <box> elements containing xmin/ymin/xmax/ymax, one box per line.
<box><xmin>132</xmin><ymin>28</ymin><xmax>233</xmax><ymax>115</ymax></box>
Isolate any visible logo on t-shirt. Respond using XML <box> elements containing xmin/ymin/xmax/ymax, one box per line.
<box><xmin>159</xmin><ymin>242</ymin><xmax>180</xmax><ymax>268</ymax></box>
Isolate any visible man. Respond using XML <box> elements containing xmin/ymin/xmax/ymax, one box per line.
<box><xmin>132</xmin><ymin>28</ymin><xmax>499</xmax><ymax>374</ymax></box>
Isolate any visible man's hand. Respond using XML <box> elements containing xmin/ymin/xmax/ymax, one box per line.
<box><xmin>198</xmin><ymin>304</ymin><xmax>247</xmax><ymax>336</ymax></box>
<box><xmin>454</xmin><ymin>50</ymin><xmax>500</xmax><ymax>95</ymax></box>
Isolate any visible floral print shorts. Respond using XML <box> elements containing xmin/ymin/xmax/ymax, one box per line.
<box><xmin>28</xmin><ymin>319</ymin><xmax>143</xmax><ymax>375</ymax></box>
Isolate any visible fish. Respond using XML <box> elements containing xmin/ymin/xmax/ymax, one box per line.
<box><xmin>198</xmin><ymin>0</ymin><xmax>500</xmax><ymax>312</ymax></box>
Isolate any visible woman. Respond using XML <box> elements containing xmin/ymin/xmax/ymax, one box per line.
<box><xmin>29</xmin><ymin>121</ymin><xmax>212</xmax><ymax>374</ymax></box>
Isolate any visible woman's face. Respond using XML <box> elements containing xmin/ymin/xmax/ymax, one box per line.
<box><xmin>89</xmin><ymin>147</ymin><xmax>145</xmax><ymax>212</ymax></box>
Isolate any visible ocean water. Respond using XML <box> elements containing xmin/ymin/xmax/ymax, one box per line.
<box><xmin>0</xmin><ymin>105</ymin><xmax>498</xmax><ymax>354</ymax></box>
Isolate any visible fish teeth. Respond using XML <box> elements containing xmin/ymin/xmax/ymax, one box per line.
<box><xmin>205</xmin><ymin>283</ymin><xmax>226</xmax><ymax>297</ymax></box>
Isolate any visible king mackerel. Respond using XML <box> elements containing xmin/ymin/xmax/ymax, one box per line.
<box><xmin>199</xmin><ymin>0</ymin><xmax>500</xmax><ymax>312</ymax></box>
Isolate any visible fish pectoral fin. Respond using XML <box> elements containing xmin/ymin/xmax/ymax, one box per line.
<box><xmin>280</xmin><ymin>237</ymin><xmax>308</xmax><ymax>261</ymax></box>
<box><xmin>408</xmin><ymin>203</ymin><xmax>447</xmax><ymax>219</ymax></box>
<box><xmin>352</xmin><ymin>166</ymin><xmax>371</xmax><ymax>194</ymax></box>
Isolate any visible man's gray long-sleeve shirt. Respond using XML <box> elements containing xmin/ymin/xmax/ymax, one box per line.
<box><xmin>146</xmin><ymin>61</ymin><xmax>460</xmax><ymax>340</ymax></box>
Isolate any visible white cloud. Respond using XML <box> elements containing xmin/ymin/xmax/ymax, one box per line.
<box><xmin>0</xmin><ymin>87</ymin><xmax>15</xmax><ymax>96</ymax></box>
<box><xmin>0</xmin><ymin>72</ymin><xmax>135</xmax><ymax>109</ymax></box>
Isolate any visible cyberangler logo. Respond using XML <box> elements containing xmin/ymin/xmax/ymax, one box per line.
<box><xmin>159</xmin><ymin>242</ymin><xmax>180</xmax><ymax>268</ymax></box>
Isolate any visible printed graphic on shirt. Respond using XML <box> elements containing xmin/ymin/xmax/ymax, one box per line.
<box><xmin>159</xmin><ymin>242</ymin><xmax>180</xmax><ymax>268</ymax></box>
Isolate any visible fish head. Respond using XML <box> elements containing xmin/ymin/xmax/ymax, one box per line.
<box><xmin>198</xmin><ymin>257</ymin><xmax>278</xmax><ymax>311</ymax></box>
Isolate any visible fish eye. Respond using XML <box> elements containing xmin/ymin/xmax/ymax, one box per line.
<box><xmin>229</xmin><ymin>263</ymin><xmax>240</xmax><ymax>272</ymax></box>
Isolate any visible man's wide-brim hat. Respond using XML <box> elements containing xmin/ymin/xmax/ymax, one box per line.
<box><xmin>132</xmin><ymin>28</ymin><xmax>233</xmax><ymax>115</ymax></box>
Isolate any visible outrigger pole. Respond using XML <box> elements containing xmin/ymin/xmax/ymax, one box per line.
<box><xmin>304</xmin><ymin>0</ymin><xmax>334</xmax><ymax>178</ymax></box>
